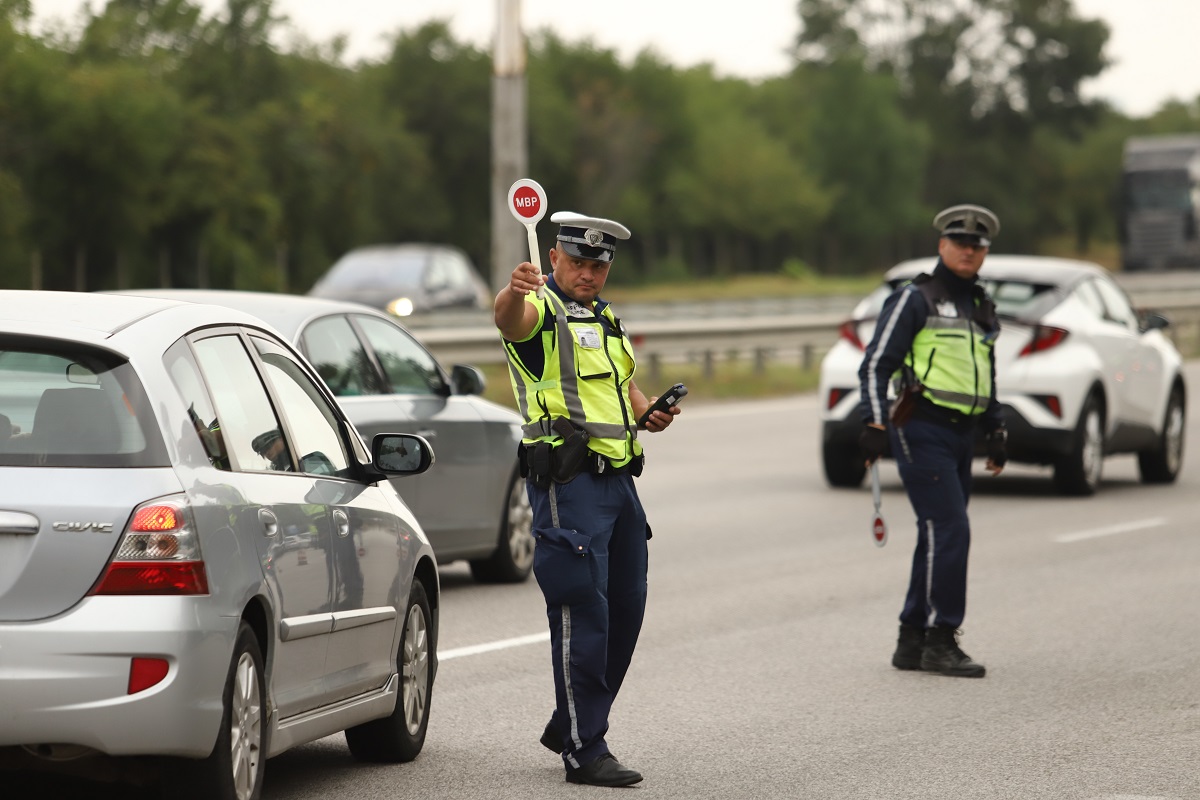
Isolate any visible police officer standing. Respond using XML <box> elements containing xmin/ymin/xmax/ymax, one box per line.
<box><xmin>494</xmin><ymin>211</ymin><xmax>681</xmax><ymax>786</ymax></box>
<box><xmin>857</xmin><ymin>205</ymin><xmax>1008</xmax><ymax>679</ymax></box>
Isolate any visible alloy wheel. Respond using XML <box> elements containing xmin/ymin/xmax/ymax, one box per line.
<box><xmin>230</xmin><ymin>652</ymin><xmax>263</xmax><ymax>800</ymax></box>
<box><xmin>402</xmin><ymin>604</ymin><xmax>430</xmax><ymax>736</ymax></box>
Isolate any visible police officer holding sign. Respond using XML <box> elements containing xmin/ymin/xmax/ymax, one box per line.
<box><xmin>494</xmin><ymin>211</ymin><xmax>681</xmax><ymax>787</ymax></box>
<box><xmin>858</xmin><ymin>205</ymin><xmax>1008</xmax><ymax>679</ymax></box>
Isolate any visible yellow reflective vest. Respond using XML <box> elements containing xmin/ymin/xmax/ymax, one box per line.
<box><xmin>502</xmin><ymin>288</ymin><xmax>642</xmax><ymax>466</ymax></box>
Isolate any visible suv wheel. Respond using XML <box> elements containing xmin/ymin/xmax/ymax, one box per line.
<box><xmin>823</xmin><ymin>440</ymin><xmax>867</xmax><ymax>488</ymax></box>
<box><xmin>1054</xmin><ymin>393</ymin><xmax>1104</xmax><ymax>496</ymax></box>
<box><xmin>1138</xmin><ymin>385</ymin><xmax>1185</xmax><ymax>484</ymax></box>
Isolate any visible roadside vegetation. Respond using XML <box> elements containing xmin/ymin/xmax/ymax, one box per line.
<box><xmin>0</xmin><ymin>1</ymin><xmax>1196</xmax><ymax>295</ymax></box>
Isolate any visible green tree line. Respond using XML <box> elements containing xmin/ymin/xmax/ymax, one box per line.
<box><xmin>1</xmin><ymin>0</ymin><xmax>1198</xmax><ymax>293</ymax></box>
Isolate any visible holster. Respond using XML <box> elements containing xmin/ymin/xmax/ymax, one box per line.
<box><xmin>889</xmin><ymin>367</ymin><xmax>923</xmax><ymax>428</ymax></box>
<box><xmin>550</xmin><ymin>418</ymin><xmax>590</xmax><ymax>483</ymax></box>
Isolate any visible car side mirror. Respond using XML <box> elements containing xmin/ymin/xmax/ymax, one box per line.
<box><xmin>449</xmin><ymin>364</ymin><xmax>486</xmax><ymax>396</ymax></box>
<box><xmin>371</xmin><ymin>433</ymin><xmax>435</xmax><ymax>476</ymax></box>
<box><xmin>1139</xmin><ymin>310</ymin><xmax>1171</xmax><ymax>332</ymax></box>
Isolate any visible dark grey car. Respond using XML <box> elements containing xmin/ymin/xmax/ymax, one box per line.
<box><xmin>308</xmin><ymin>243</ymin><xmax>491</xmax><ymax>317</ymax></box>
<box><xmin>115</xmin><ymin>289</ymin><xmax>534</xmax><ymax>583</ymax></box>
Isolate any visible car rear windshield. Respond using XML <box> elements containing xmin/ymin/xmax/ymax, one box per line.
<box><xmin>0</xmin><ymin>336</ymin><xmax>168</xmax><ymax>467</ymax></box>
<box><xmin>873</xmin><ymin>277</ymin><xmax>1061</xmax><ymax>320</ymax></box>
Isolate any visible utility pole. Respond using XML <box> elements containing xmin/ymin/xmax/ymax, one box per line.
<box><xmin>491</xmin><ymin>0</ymin><xmax>529</xmax><ymax>293</ymax></box>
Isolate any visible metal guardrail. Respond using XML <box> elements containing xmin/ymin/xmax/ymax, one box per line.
<box><xmin>412</xmin><ymin>284</ymin><xmax>1200</xmax><ymax>378</ymax></box>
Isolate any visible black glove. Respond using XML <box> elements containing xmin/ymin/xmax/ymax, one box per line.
<box><xmin>987</xmin><ymin>428</ymin><xmax>1008</xmax><ymax>467</ymax></box>
<box><xmin>859</xmin><ymin>425</ymin><xmax>888</xmax><ymax>464</ymax></box>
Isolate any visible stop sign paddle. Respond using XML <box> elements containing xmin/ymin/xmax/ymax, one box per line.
<box><xmin>870</xmin><ymin>462</ymin><xmax>888</xmax><ymax>547</ymax></box>
<box><xmin>507</xmin><ymin>179</ymin><xmax>548</xmax><ymax>299</ymax></box>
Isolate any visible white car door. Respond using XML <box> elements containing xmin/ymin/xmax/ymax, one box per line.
<box><xmin>1090</xmin><ymin>277</ymin><xmax>1163</xmax><ymax>428</ymax></box>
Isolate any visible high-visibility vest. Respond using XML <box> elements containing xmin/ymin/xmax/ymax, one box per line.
<box><xmin>503</xmin><ymin>289</ymin><xmax>642</xmax><ymax>466</ymax></box>
<box><xmin>906</xmin><ymin>276</ymin><xmax>998</xmax><ymax>417</ymax></box>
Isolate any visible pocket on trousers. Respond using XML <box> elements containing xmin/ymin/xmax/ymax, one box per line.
<box><xmin>533</xmin><ymin>526</ymin><xmax>596</xmax><ymax>606</ymax></box>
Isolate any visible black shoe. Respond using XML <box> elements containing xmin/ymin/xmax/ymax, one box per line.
<box><xmin>565</xmin><ymin>753</ymin><xmax>643</xmax><ymax>787</ymax></box>
<box><xmin>891</xmin><ymin>624</ymin><xmax>925</xmax><ymax>670</ymax></box>
<box><xmin>920</xmin><ymin>626</ymin><xmax>986</xmax><ymax>678</ymax></box>
<box><xmin>540</xmin><ymin>721</ymin><xmax>563</xmax><ymax>754</ymax></box>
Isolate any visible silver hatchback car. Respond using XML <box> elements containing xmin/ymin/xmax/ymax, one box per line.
<box><xmin>0</xmin><ymin>291</ymin><xmax>441</xmax><ymax>799</ymax></box>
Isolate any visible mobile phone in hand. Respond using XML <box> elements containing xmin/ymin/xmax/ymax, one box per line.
<box><xmin>638</xmin><ymin>383</ymin><xmax>687</xmax><ymax>429</ymax></box>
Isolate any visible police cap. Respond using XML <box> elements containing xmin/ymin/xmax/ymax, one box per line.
<box><xmin>933</xmin><ymin>204</ymin><xmax>1000</xmax><ymax>247</ymax></box>
<box><xmin>551</xmin><ymin>211</ymin><xmax>631</xmax><ymax>263</ymax></box>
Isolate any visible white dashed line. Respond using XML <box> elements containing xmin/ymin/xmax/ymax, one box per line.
<box><xmin>1053</xmin><ymin>517</ymin><xmax>1168</xmax><ymax>544</ymax></box>
<box><xmin>439</xmin><ymin>631</ymin><xmax>549</xmax><ymax>661</ymax></box>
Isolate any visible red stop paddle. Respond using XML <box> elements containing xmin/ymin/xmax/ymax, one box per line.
<box><xmin>870</xmin><ymin>462</ymin><xmax>888</xmax><ymax>547</ymax></box>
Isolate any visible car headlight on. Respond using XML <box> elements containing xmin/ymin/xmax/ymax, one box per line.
<box><xmin>387</xmin><ymin>297</ymin><xmax>415</xmax><ymax>317</ymax></box>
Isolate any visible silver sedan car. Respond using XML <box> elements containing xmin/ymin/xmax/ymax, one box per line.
<box><xmin>0</xmin><ymin>291</ymin><xmax>440</xmax><ymax>799</ymax></box>
<box><xmin>116</xmin><ymin>289</ymin><xmax>535</xmax><ymax>583</ymax></box>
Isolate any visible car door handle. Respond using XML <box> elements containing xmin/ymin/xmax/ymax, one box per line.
<box><xmin>332</xmin><ymin>509</ymin><xmax>350</xmax><ymax>538</ymax></box>
<box><xmin>416</xmin><ymin>429</ymin><xmax>437</xmax><ymax>439</ymax></box>
<box><xmin>258</xmin><ymin>508</ymin><xmax>279</xmax><ymax>538</ymax></box>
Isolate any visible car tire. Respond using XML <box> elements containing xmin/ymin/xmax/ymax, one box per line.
<box><xmin>345</xmin><ymin>580</ymin><xmax>433</xmax><ymax>763</ymax></box>
<box><xmin>469</xmin><ymin>470</ymin><xmax>534</xmax><ymax>583</ymax></box>
<box><xmin>823</xmin><ymin>440</ymin><xmax>867</xmax><ymax>488</ymax></box>
<box><xmin>1054</xmin><ymin>392</ymin><xmax>1104</xmax><ymax>496</ymax></box>
<box><xmin>1137</xmin><ymin>384</ymin><xmax>1185</xmax><ymax>484</ymax></box>
<box><xmin>174</xmin><ymin>622</ymin><xmax>266</xmax><ymax>800</ymax></box>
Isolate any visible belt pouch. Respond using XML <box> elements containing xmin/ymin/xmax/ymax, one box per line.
<box><xmin>530</xmin><ymin>441</ymin><xmax>552</xmax><ymax>488</ymax></box>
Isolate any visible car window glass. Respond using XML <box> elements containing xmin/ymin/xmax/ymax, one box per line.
<box><xmin>192</xmin><ymin>335</ymin><xmax>294</xmax><ymax>473</ymax></box>
<box><xmin>0</xmin><ymin>340</ymin><xmax>162</xmax><ymax>467</ymax></box>
<box><xmin>1073</xmin><ymin>280</ymin><xmax>1107</xmax><ymax>319</ymax></box>
<box><xmin>425</xmin><ymin>255</ymin><xmax>450</xmax><ymax>290</ymax></box>
<box><xmin>251</xmin><ymin>336</ymin><xmax>351</xmax><ymax>477</ymax></box>
<box><xmin>979</xmin><ymin>280</ymin><xmax>1058</xmax><ymax>318</ymax></box>
<box><xmin>355</xmin><ymin>315</ymin><xmax>446</xmax><ymax>395</ymax></box>
<box><xmin>1092</xmin><ymin>278</ymin><xmax>1138</xmax><ymax>330</ymax></box>
<box><xmin>302</xmin><ymin>315</ymin><xmax>380</xmax><ymax>397</ymax></box>
<box><xmin>164</xmin><ymin>340</ymin><xmax>231</xmax><ymax>470</ymax></box>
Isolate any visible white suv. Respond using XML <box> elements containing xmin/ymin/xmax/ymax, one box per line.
<box><xmin>818</xmin><ymin>256</ymin><xmax>1186</xmax><ymax>495</ymax></box>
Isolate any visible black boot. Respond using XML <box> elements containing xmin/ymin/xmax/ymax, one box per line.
<box><xmin>891</xmin><ymin>624</ymin><xmax>925</xmax><ymax>670</ymax></box>
<box><xmin>540</xmin><ymin>720</ymin><xmax>563</xmax><ymax>754</ymax></box>
<box><xmin>920</xmin><ymin>626</ymin><xmax>986</xmax><ymax>678</ymax></box>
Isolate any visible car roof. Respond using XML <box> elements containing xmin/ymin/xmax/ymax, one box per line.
<box><xmin>885</xmin><ymin>254</ymin><xmax>1109</xmax><ymax>286</ymax></box>
<box><xmin>110</xmin><ymin>289</ymin><xmax>390</xmax><ymax>339</ymax></box>
<box><xmin>0</xmin><ymin>290</ymin><xmax>289</xmax><ymax>350</ymax></box>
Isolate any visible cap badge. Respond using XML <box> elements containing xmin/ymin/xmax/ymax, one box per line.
<box><xmin>583</xmin><ymin>228</ymin><xmax>605</xmax><ymax>246</ymax></box>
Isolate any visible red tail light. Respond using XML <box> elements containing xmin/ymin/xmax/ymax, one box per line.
<box><xmin>839</xmin><ymin>320</ymin><xmax>865</xmax><ymax>350</ymax></box>
<box><xmin>90</xmin><ymin>495</ymin><xmax>209</xmax><ymax>596</ymax></box>
<box><xmin>1018</xmin><ymin>325</ymin><xmax>1069</xmax><ymax>357</ymax></box>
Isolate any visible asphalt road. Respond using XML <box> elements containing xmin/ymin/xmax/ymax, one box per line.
<box><xmin>11</xmin><ymin>363</ymin><xmax>1200</xmax><ymax>800</ymax></box>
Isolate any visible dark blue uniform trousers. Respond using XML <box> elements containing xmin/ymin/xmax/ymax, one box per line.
<box><xmin>890</xmin><ymin>417</ymin><xmax>974</xmax><ymax>630</ymax></box>
<box><xmin>528</xmin><ymin>471</ymin><xmax>648</xmax><ymax>769</ymax></box>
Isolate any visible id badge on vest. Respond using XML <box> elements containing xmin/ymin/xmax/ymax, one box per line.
<box><xmin>576</xmin><ymin>327</ymin><xmax>602</xmax><ymax>349</ymax></box>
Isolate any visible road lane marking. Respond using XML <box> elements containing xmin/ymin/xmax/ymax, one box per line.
<box><xmin>1053</xmin><ymin>517</ymin><xmax>1168</xmax><ymax>544</ymax></box>
<box><xmin>440</xmin><ymin>631</ymin><xmax>549</xmax><ymax>661</ymax></box>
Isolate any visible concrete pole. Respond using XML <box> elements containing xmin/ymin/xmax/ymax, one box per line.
<box><xmin>491</xmin><ymin>0</ymin><xmax>529</xmax><ymax>293</ymax></box>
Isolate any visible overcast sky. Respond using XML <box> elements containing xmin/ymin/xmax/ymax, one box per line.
<box><xmin>29</xmin><ymin>0</ymin><xmax>1200</xmax><ymax>118</ymax></box>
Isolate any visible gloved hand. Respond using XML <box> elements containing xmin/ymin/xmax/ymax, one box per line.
<box><xmin>986</xmin><ymin>428</ymin><xmax>1008</xmax><ymax>468</ymax></box>
<box><xmin>859</xmin><ymin>425</ymin><xmax>888</xmax><ymax>465</ymax></box>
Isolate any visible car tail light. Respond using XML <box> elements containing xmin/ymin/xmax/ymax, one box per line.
<box><xmin>839</xmin><ymin>320</ymin><xmax>866</xmax><ymax>350</ymax></box>
<box><xmin>1018</xmin><ymin>325</ymin><xmax>1069</xmax><ymax>357</ymax></box>
<box><xmin>128</xmin><ymin>657</ymin><xmax>170</xmax><ymax>694</ymax></box>
<box><xmin>90</xmin><ymin>495</ymin><xmax>209</xmax><ymax>596</ymax></box>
